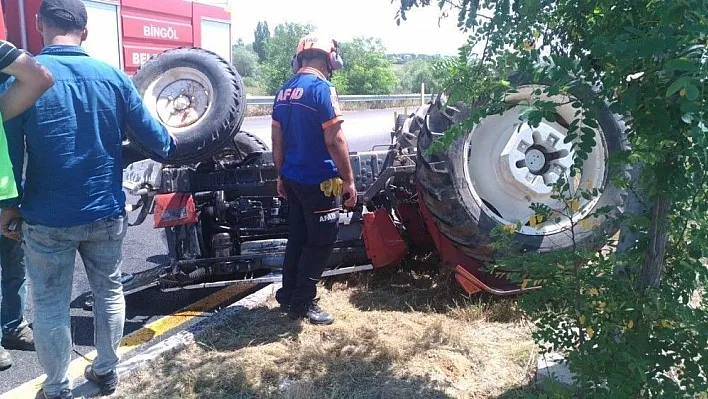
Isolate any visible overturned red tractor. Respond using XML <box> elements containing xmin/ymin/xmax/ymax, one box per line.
<box><xmin>119</xmin><ymin>48</ymin><xmax>627</xmax><ymax>297</ymax></box>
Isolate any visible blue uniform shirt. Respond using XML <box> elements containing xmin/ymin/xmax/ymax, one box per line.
<box><xmin>272</xmin><ymin>67</ymin><xmax>343</xmax><ymax>185</ymax></box>
<box><xmin>0</xmin><ymin>45</ymin><xmax>174</xmax><ymax>227</ymax></box>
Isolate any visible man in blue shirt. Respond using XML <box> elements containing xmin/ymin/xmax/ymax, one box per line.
<box><xmin>271</xmin><ymin>34</ymin><xmax>356</xmax><ymax>325</ymax></box>
<box><xmin>0</xmin><ymin>1</ymin><xmax>174</xmax><ymax>398</ymax></box>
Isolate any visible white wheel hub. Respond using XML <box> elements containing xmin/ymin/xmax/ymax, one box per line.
<box><xmin>500</xmin><ymin>121</ymin><xmax>574</xmax><ymax>196</ymax></box>
<box><xmin>524</xmin><ymin>149</ymin><xmax>546</xmax><ymax>173</ymax></box>
<box><xmin>143</xmin><ymin>67</ymin><xmax>214</xmax><ymax>133</ymax></box>
<box><xmin>463</xmin><ymin>85</ymin><xmax>609</xmax><ymax>236</ymax></box>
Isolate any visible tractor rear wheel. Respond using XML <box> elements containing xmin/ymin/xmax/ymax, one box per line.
<box><xmin>416</xmin><ymin>77</ymin><xmax>629</xmax><ymax>260</ymax></box>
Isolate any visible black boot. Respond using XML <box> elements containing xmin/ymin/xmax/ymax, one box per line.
<box><xmin>2</xmin><ymin>325</ymin><xmax>35</xmax><ymax>351</ymax></box>
<box><xmin>0</xmin><ymin>346</ymin><xmax>12</xmax><ymax>371</ymax></box>
<box><xmin>84</xmin><ymin>365</ymin><xmax>118</xmax><ymax>395</ymax></box>
<box><xmin>38</xmin><ymin>389</ymin><xmax>73</xmax><ymax>399</ymax></box>
<box><xmin>275</xmin><ymin>287</ymin><xmax>291</xmax><ymax>314</ymax></box>
<box><xmin>288</xmin><ymin>299</ymin><xmax>334</xmax><ymax>325</ymax></box>
<box><xmin>305</xmin><ymin>300</ymin><xmax>334</xmax><ymax>325</ymax></box>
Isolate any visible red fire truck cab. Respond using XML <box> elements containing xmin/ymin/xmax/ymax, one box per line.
<box><xmin>0</xmin><ymin>0</ymin><xmax>232</xmax><ymax>75</ymax></box>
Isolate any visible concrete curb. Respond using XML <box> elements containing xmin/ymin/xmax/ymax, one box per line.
<box><xmin>73</xmin><ymin>283</ymin><xmax>281</xmax><ymax>397</ymax></box>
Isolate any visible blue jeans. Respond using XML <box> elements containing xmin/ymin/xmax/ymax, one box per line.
<box><xmin>22</xmin><ymin>212</ymin><xmax>127</xmax><ymax>395</ymax></box>
<box><xmin>1</xmin><ymin>236</ymin><xmax>27</xmax><ymax>336</ymax></box>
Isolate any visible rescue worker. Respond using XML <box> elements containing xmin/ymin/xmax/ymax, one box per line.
<box><xmin>0</xmin><ymin>41</ymin><xmax>55</xmax><ymax>372</ymax></box>
<box><xmin>0</xmin><ymin>0</ymin><xmax>174</xmax><ymax>397</ymax></box>
<box><xmin>271</xmin><ymin>34</ymin><xmax>357</xmax><ymax>325</ymax></box>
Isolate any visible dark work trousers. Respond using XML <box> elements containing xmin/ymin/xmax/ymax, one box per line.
<box><xmin>276</xmin><ymin>177</ymin><xmax>340</xmax><ymax>316</ymax></box>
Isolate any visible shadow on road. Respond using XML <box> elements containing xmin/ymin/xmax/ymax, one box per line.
<box><xmin>70</xmin><ymin>316</ymin><xmax>149</xmax><ymax>347</ymax></box>
<box><xmin>68</xmin><ymin>285</ymin><xmax>226</xmax><ymax>347</ymax></box>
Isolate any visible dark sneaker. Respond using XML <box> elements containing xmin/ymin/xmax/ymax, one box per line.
<box><xmin>38</xmin><ymin>389</ymin><xmax>73</xmax><ymax>399</ymax></box>
<box><xmin>84</xmin><ymin>365</ymin><xmax>118</xmax><ymax>395</ymax></box>
<box><xmin>2</xmin><ymin>325</ymin><xmax>35</xmax><ymax>351</ymax></box>
<box><xmin>287</xmin><ymin>299</ymin><xmax>334</xmax><ymax>325</ymax></box>
<box><xmin>305</xmin><ymin>302</ymin><xmax>334</xmax><ymax>325</ymax></box>
<box><xmin>274</xmin><ymin>288</ymin><xmax>290</xmax><ymax>314</ymax></box>
<box><xmin>0</xmin><ymin>346</ymin><xmax>12</xmax><ymax>371</ymax></box>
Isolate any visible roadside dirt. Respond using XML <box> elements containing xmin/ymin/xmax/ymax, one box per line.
<box><xmin>110</xmin><ymin>262</ymin><xmax>537</xmax><ymax>398</ymax></box>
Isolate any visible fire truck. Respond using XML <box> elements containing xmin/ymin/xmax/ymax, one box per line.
<box><xmin>0</xmin><ymin>0</ymin><xmax>232</xmax><ymax>74</ymax></box>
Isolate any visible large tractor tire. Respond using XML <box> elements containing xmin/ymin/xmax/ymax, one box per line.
<box><xmin>127</xmin><ymin>47</ymin><xmax>247</xmax><ymax>166</ymax></box>
<box><xmin>231</xmin><ymin>131</ymin><xmax>269</xmax><ymax>161</ymax></box>
<box><xmin>394</xmin><ymin>104</ymin><xmax>431</xmax><ymax>152</ymax></box>
<box><xmin>417</xmin><ymin>75</ymin><xmax>629</xmax><ymax>260</ymax></box>
<box><xmin>211</xmin><ymin>131</ymin><xmax>269</xmax><ymax>166</ymax></box>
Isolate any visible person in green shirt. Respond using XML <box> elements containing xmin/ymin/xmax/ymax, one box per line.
<box><xmin>0</xmin><ymin>40</ymin><xmax>54</xmax><ymax>372</ymax></box>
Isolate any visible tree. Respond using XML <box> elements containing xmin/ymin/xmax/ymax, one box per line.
<box><xmin>399</xmin><ymin>59</ymin><xmax>444</xmax><ymax>93</ymax></box>
<box><xmin>260</xmin><ymin>22</ymin><xmax>314</xmax><ymax>95</ymax></box>
<box><xmin>253</xmin><ymin>21</ymin><xmax>270</xmax><ymax>62</ymax></box>
<box><xmin>231</xmin><ymin>41</ymin><xmax>258</xmax><ymax>78</ymax></box>
<box><xmin>396</xmin><ymin>0</ymin><xmax>707</xmax><ymax>397</ymax></box>
<box><xmin>333</xmin><ymin>37</ymin><xmax>398</xmax><ymax>95</ymax></box>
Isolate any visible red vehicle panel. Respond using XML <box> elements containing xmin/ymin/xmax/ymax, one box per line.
<box><xmin>120</xmin><ymin>4</ymin><xmax>195</xmax><ymax>74</ymax></box>
<box><xmin>362</xmin><ymin>209</ymin><xmax>408</xmax><ymax>268</ymax></box>
<box><xmin>121</xmin><ymin>14</ymin><xmax>193</xmax><ymax>44</ymax></box>
<box><xmin>3</xmin><ymin>0</ymin><xmax>43</xmax><ymax>54</ymax></box>
<box><xmin>123</xmin><ymin>44</ymin><xmax>178</xmax><ymax>70</ymax></box>
<box><xmin>0</xmin><ymin>0</ymin><xmax>232</xmax><ymax>74</ymax></box>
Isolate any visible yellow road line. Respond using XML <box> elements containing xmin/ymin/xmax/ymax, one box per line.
<box><xmin>2</xmin><ymin>283</ymin><xmax>253</xmax><ymax>399</ymax></box>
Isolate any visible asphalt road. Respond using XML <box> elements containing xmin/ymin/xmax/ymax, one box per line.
<box><xmin>0</xmin><ymin>106</ymin><xmax>410</xmax><ymax>394</ymax></box>
<box><xmin>242</xmin><ymin>107</ymin><xmax>407</xmax><ymax>151</ymax></box>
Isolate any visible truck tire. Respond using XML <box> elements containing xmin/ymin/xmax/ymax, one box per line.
<box><xmin>208</xmin><ymin>131</ymin><xmax>269</xmax><ymax>169</ymax></box>
<box><xmin>417</xmin><ymin>76</ymin><xmax>628</xmax><ymax>260</ymax></box>
<box><xmin>394</xmin><ymin>104</ymin><xmax>431</xmax><ymax>151</ymax></box>
<box><xmin>128</xmin><ymin>47</ymin><xmax>247</xmax><ymax>166</ymax></box>
<box><xmin>231</xmin><ymin>131</ymin><xmax>269</xmax><ymax>162</ymax></box>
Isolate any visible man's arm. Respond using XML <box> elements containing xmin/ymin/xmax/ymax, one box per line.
<box><xmin>272</xmin><ymin>122</ymin><xmax>284</xmax><ymax>175</ymax></box>
<box><xmin>317</xmin><ymin>84</ymin><xmax>351</xmax><ymax>179</ymax></box>
<box><xmin>0</xmin><ymin>42</ymin><xmax>54</xmax><ymax>121</ymax></box>
<box><xmin>323</xmin><ymin>122</ymin><xmax>354</xmax><ymax>184</ymax></box>
<box><xmin>324</xmin><ymin>122</ymin><xmax>357</xmax><ymax>207</ymax></box>
<box><xmin>125</xmin><ymin>81</ymin><xmax>175</xmax><ymax>158</ymax></box>
<box><xmin>271</xmin><ymin>120</ymin><xmax>287</xmax><ymax>198</ymax></box>
<box><xmin>317</xmin><ymin>84</ymin><xmax>356</xmax><ymax>206</ymax></box>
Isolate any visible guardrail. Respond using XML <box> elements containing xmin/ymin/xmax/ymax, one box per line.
<box><xmin>247</xmin><ymin>93</ymin><xmax>428</xmax><ymax>106</ymax></box>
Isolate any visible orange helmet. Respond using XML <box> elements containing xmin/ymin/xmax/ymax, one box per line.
<box><xmin>291</xmin><ymin>34</ymin><xmax>344</xmax><ymax>74</ymax></box>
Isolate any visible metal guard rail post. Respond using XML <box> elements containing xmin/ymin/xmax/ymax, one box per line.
<box><xmin>246</xmin><ymin>93</ymin><xmax>432</xmax><ymax>106</ymax></box>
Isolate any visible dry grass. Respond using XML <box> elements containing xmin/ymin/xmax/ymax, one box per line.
<box><xmin>111</xmin><ymin>261</ymin><xmax>537</xmax><ymax>399</ymax></box>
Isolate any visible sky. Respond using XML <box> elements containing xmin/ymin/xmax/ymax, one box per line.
<box><xmin>228</xmin><ymin>0</ymin><xmax>471</xmax><ymax>55</ymax></box>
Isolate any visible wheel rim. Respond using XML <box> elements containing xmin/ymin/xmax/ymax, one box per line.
<box><xmin>463</xmin><ymin>85</ymin><xmax>609</xmax><ymax>236</ymax></box>
<box><xmin>143</xmin><ymin>67</ymin><xmax>214</xmax><ymax>133</ymax></box>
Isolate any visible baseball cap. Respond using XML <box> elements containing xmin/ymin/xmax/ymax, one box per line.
<box><xmin>39</xmin><ymin>0</ymin><xmax>88</xmax><ymax>31</ymax></box>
